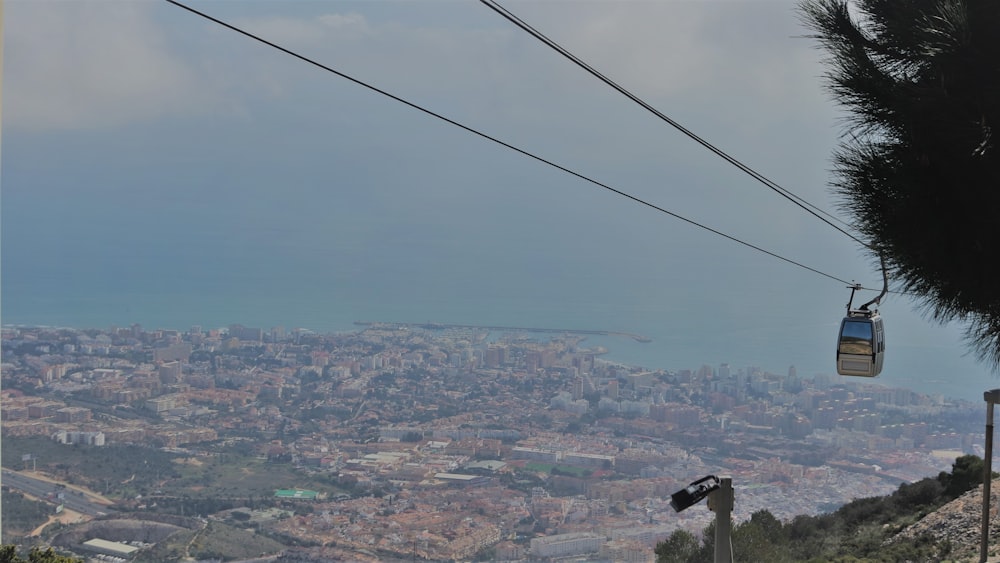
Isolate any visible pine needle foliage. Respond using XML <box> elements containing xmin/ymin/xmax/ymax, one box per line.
<box><xmin>799</xmin><ymin>0</ymin><xmax>1000</xmax><ymax>366</ymax></box>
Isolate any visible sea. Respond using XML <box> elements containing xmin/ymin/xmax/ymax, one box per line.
<box><xmin>2</xmin><ymin>272</ymin><xmax>995</xmax><ymax>405</ymax></box>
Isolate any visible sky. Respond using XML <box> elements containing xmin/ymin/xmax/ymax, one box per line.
<box><xmin>2</xmin><ymin>0</ymin><xmax>994</xmax><ymax>401</ymax></box>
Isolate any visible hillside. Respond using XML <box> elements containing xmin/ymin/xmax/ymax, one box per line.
<box><xmin>656</xmin><ymin>455</ymin><xmax>1000</xmax><ymax>562</ymax></box>
<box><xmin>889</xmin><ymin>478</ymin><xmax>1000</xmax><ymax>561</ymax></box>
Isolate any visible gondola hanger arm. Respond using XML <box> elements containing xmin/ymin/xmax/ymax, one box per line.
<box><xmin>859</xmin><ymin>255</ymin><xmax>889</xmax><ymax>311</ymax></box>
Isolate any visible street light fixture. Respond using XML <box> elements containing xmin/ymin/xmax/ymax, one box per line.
<box><xmin>670</xmin><ymin>475</ymin><xmax>720</xmax><ymax>513</ymax></box>
<box><xmin>670</xmin><ymin>475</ymin><xmax>734</xmax><ymax>563</ymax></box>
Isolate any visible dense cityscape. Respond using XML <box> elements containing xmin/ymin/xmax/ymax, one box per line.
<box><xmin>0</xmin><ymin>322</ymin><xmax>985</xmax><ymax>561</ymax></box>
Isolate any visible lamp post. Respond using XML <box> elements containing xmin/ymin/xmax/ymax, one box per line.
<box><xmin>670</xmin><ymin>475</ymin><xmax>733</xmax><ymax>563</ymax></box>
<box><xmin>707</xmin><ymin>476</ymin><xmax>734</xmax><ymax>563</ymax></box>
<box><xmin>981</xmin><ymin>389</ymin><xmax>1000</xmax><ymax>563</ymax></box>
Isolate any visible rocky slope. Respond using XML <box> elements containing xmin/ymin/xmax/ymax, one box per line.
<box><xmin>890</xmin><ymin>477</ymin><xmax>1000</xmax><ymax>561</ymax></box>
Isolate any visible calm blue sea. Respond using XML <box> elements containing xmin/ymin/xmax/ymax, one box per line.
<box><xmin>2</xmin><ymin>271</ymin><xmax>994</xmax><ymax>404</ymax></box>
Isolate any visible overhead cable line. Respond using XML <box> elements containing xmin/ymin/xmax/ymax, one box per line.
<box><xmin>481</xmin><ymin>0</ymin><xmax>919</xmax><ymax>299</ymax></box>
<box><xmin>480</xmin><ymin>0</ymin><xmax>864</xmax><ymax>244</ymax></box>
<box><xmin>166</xmin><ymin>0</ymin><xmax>862</xmax><ymax>289</ymax></box>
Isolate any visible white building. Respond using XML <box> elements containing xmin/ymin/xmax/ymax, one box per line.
<box><xmin>530</xmin><ymin>532</ymin><xmax>603</xmax><ymax>558</ymax></box>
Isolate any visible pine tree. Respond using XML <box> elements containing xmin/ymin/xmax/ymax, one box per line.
<box><xmin>799</xmin><ymin>0</ymin><xmax>1000</xmax><ymax>365</ymax></box>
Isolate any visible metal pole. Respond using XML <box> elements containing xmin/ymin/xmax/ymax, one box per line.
<box><xmin>981</xmin><ymin>390</ymin><xmax>1000</xmax><ymax>563</ymax></box>
<box><xmin>709</xmin><ymin>476</ymin><xmax>734</xmax><ymax>563</ymax></box>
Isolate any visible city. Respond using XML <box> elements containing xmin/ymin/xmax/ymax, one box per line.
<box><xmin>0</xmin><ymin>322</ymin><xmax>985</xmax><ymax>561</ymax></box>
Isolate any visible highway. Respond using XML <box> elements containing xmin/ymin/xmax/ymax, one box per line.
<box><xmin>1</xmin><ymin>469</ymin><xmax>115</xmax><ymax>517</ymax></box>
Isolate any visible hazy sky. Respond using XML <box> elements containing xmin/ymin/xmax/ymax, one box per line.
<box><xmin>3</xmin><ymin>1</ymin><xmax>993</xmax><ymax>400</ymax></box>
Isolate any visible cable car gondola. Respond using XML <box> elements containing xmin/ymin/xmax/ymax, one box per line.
<box><xmin>836</xmin><ymin>282</ymin><xmax>886</xmax><ymax>377</ymax></box>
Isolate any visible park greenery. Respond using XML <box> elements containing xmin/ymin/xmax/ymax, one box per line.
<box><xmin>655</xmin><ymin>455</ymin><xmax>993</xmax><ymax>562</ymax></box>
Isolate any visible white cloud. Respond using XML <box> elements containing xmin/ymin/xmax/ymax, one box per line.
<box><xmin>234</xmin><ymin>11</ymin><xmax>369</xmax><ymax>47</ymax></box>
<box><xmin>5</xmin><ymin>1</ymin><xmax>215</xmax><ymax>131</ymax></box>
<box><xmin>530</xmin><ymin>2</ymin><xmax>826</xmax><ymax>106</ymax></box>
<box><xmin>317</xmin><ymin>13</ymin><xmax>368</xmax><ymax>31</ymax></box>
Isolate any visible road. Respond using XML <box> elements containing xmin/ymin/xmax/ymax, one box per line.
<box><xmin>1</xmin><ymin>469</ymin><xmax>116</xmax><ymax>516</ymax></box>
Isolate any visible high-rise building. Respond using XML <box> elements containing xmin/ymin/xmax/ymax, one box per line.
<box><xmin>270</xmin><ymin>326</ymin><xmax>286</xmax><ymax>342</ymax></box>
<box><xmin>158</xmin><ymin>361</ymin><xmax>182</xmax><ymax>383</ymax></box>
